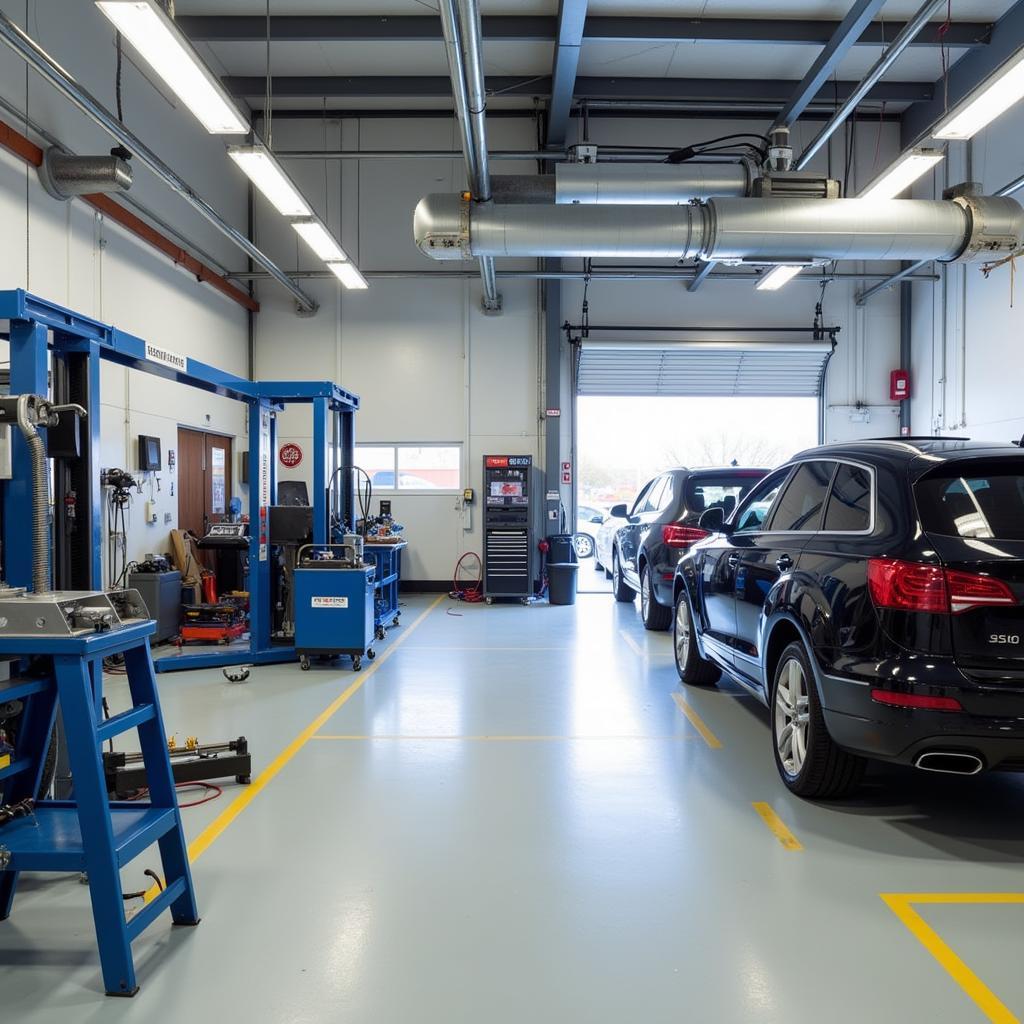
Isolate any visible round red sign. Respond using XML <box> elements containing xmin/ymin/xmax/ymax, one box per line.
<box><xmin>279</xmin><ymin>443</ymin><xmax>303</xmax><ymax>468</ymax></box>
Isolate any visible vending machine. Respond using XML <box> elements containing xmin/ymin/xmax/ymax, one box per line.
<box><xmin>482</xmin><ymin>455</ymin><xmax>544</xmax><ymax>602</ymax></box>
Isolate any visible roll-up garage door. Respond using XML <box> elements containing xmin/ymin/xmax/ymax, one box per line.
<box><xmin>576</xmin><ymin>341</ymin><xmax>833</xmax><ymax>398</ymax></box>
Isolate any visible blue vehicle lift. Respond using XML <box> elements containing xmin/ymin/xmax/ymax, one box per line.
<box><xmin>0</xmin><ymin>289</ymin><xmax>359</xmax><ymax>674</ymax></box>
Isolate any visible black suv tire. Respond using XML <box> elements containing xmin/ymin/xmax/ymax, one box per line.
<box><xmin>641</xmin><ymin>565</ymin><xmax>671</xmax><ymax>631</ymax></box>
<box><xmin>673</xmin><ymin>591</ymin><xmax>720</xmax><ymax>685</ymax></box>
<box><xmin>612</xmin><ymin>550</ymin><xmax>634</xmax><ymax>603</ymax></box>
<box><xmin>770</xmin><ymin>641</ymin><xmax>865</xmax><ymax>799</ymax></box>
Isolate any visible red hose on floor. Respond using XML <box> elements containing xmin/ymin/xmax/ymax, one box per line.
<box><xmin>450</xmin><ymin>552</ymin><xmax>484</xmax><ymax>603</ymax></box>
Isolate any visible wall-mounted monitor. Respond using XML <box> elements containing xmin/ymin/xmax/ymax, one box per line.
<box><xmin>138</xmin><ymin>434</ymin><xmax>162</xmax><ymax>471</ymax></box>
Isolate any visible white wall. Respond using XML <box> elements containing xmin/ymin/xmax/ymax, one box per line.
<box><xmin>0</xmin><ymin>5</ymin><xmax>251</xmax><ymax>584</ymax></box>
<box><xmin>909</xmin><ymin>106</ymin><xmax>1024</xmax><ymax>444</ymax></box>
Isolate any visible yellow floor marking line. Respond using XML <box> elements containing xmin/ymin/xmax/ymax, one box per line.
<box><xmin>619</xmin><ymin>629</ymin><xmax>645</xmax><ymax>658</ymax></box>
<box><xmin>311</xmin><ymin>733</ymin><xmax>697</xmax><ymax>741</ymax></box>
<box><xmin>144</xmin><ymin>595</ymin><xmax>445</xmax><ymax>901</ymax></box>
<box><xmin>882</xmin><ymin>893</ymin><xmax>1024</xmax><ymax>1024</ymax></box>
<box><xmin>751</xmin><ymin>802</ymin><xmax>803</xmax><ymax>851</ymax></box>
<box><xmin>670</xmin><ymin>691</ymin><xmax>723</xmax><ymax>749</ymax></box>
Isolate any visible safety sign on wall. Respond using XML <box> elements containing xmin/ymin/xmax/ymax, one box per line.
<box><xmin>561</xmin><ymin>460</ymin><xmax>572</xmax><ymax>485</ymax></box>
<box><xmin>279</xmin><ymin>442</ymin><xmax>303</xmax><ymax>468</ymax></box>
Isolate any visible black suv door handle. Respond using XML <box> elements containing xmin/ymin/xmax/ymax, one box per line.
<box><xmin>727</xmin><ymin>553</ymin><xmax>741</xmax><ymax>567</ymax></box>
<box><xmin>776</xmin><ymin>554</ymin><xmax>793</xmax><ymax>572</ymax></box>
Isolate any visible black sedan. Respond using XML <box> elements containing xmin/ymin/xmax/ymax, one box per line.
<box><xmin>673</xmin><ymin>439</ymin><xmax>1024</xmax><ymax>798</ymax></box>
<box><xmin>610</xmin><ymin>467</ymin><xmax>767</xmax><ymax>630</ymax></box>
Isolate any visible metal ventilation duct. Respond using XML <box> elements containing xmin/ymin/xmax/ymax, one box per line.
<box><xmin>38</xmin><ymin>146</ymin><xmax>132</xmax><ymax>200</ymax></box>
<box><xmin>554</xmin><ymin>161</ymin><xmax>751</xmax><ymax>204</ymax></box>
<box><xmin>414</xmin><ymin>193</ymin><xmax>1024</xmax><ymax>264</ymax></box>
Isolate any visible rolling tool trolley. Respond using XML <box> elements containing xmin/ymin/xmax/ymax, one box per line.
<box><xmin>293</xmin><ymin>544</ymin><xmax>376</xmax><ymax>671</ymax></box>
<box><xmin>364</xmin><ymin>540</ymin><xmax>406</xmax><ymax>640</ymax></box>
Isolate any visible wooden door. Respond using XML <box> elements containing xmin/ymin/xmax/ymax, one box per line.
<box><xmin>177</xmin><ymin>427</ymin><xmax>234</xmax><ymax>537</ymax></box>
<box><xmin>177</xmin><ymin>427</ymin><xmax>206</xmax><ymax>538</ymax></box>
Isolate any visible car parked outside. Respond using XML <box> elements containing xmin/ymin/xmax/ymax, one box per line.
<box><xmin>673</xmin><ymin>438</ymin><xmax>1024</xmax><ymax>799</ymax></box>
<box><xmin>595</xmin><ymin>514</ymin><xmax>620</xmax><ymax>576</ymax></box>
<box><xmin>575</xmin><ymin>504</ymin><xmax>606</xmax><ymax>561</ymax></box>
<box><xmin>611</xmin><ymin>468</ymin><xmax>768</xmax><ymax>629</ymax></box>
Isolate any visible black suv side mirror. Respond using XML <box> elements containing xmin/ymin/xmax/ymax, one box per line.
<box><xmin>609</xmin><ymin>503</ymin><xmax>628</xmax><ymax>518</ymax></box>
<box><xmin>699</xmin><ymin>506</ymin><xmax>731</xmax><ymax>533</ymax></box>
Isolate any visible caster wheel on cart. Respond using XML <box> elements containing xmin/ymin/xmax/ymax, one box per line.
<box><xmin>392</xmin><ymin>615</ymin><xmax>400</xmax><ymax>626</ymax></box>
<box><xmin>486</xmin><ymin>597</ymin><xmax>493</xmax><ymax>605</ymax></box>
<box><xmin>299</xmin><ymin>655</ymin><xmax>310</xmax><ymax>671</ymax></box>
<box><xmin>236</xmin><ymin>775</ymin><xmax>251</xmax><ymax>785</ymax></box>
<box><xmin>353</xmin><ymin>656</ymin><xmax>362</xmax><ymax>671</ymax></box>
<box><xmin>376</xmin><ymin>626</ymin><xmax>386</xmax><ymax>641</ymax></box>
<box><xmin>367</xmin><ymin>648</ymin><xmax>376</xmax><ymax>661</ymax></box>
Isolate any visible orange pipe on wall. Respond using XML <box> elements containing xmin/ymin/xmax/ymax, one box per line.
<box><xmin>0</xmin><ymin>116</ymin><xmax>258</xmax><ymax>313</ymax></box>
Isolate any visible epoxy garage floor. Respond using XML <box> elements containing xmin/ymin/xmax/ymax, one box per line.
<box><xmin>3</xmin><ymin>593</ymin><xmax>1024</xmax><ymax>1023</ymax></box>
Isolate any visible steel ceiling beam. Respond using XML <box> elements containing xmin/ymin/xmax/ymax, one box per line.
<box><xmin>772</xmin><ymin>0</ymin><xmax>888</xmax><ymax>131</ymax></box>
<box><xmin>179</xmin><ymin>14</ymin><xmax>991</xmax><ymax>47</ymax></box>
<box><xmin>546</xmin><ymin>0</ymin><xmax>588</xmax><ymax>148</ymax></box>
<box><xmin>222</xmin><ymin>75</ymin><xmax>932</xmax><ymax>103</ymax></box>
<box><xmin>901</xmin><ymin>0</ymin><xmax>1024</xmax><ymax>147</ymax></box>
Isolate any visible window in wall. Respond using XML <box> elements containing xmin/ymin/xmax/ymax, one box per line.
<box><xmin>354</xmin><ymin>444</ymin><xmax>462</xmax><ymax>491</ymax></box>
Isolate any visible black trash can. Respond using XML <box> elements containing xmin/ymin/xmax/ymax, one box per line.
<box><xmin>546</xmin><ymin>533</ymin><xmax>578</xmax><ymax>565</ymax></box>
<box><xmin>548</xmin><ymin>563</ymin><xmax>578</xmax><ymax>605</ymax></box>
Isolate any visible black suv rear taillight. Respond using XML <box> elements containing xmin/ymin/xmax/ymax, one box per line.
<box><xmin>867</xmin><ymin>558</ymin><xmax>1016</xmax><ymax>615</ymax></box>
<box><xmin>662</xmin><ymin>525</ymin><xmax>709</xmax><ymax>549</ymax></box>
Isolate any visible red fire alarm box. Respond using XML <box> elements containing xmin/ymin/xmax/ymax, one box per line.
<box><xmin>890</xmin><ymin>369</ymin><xmax>910</xmax><ymax>401</ymax></box>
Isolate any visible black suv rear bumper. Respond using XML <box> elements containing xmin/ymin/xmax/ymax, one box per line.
<box><xmin>822</xmin><ymin>700</ymin><xmax>1024</xmax><ymax>772</ymax></box>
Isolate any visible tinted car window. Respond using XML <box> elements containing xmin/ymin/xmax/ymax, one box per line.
<box><xmin>639</xmin><ymin>476</ymin><xmax>667</xmax><ymax>514</ymax></box>
<box><xmin>823</xmin><ymin>463</ymin><xmax>872</xmax><ymax>532</ymax></box>
<box><xmin>916</xmin><ymin>460</ymin><xmax>1024</xmax><ymax>540</ymax></box>
<box><xmin>656</xmin><ymin>474</ymin><xmax>676</xmax><ymax>512</ymax></box>
<box><xmin>686</xmin><ymin>473</ymin><xmax>764</xmax><ymax>519</ymax></box>
<box><xmin>630</xmin><ymin>480</ymin><xmax>655</xmax><ymax>516</ymax></box>
<box><xmin>734</xmin><ymin>470</ymin><xmax>790</xmax><ymax>533</ymax></box>
<box><xmin>768</xmin><ymin>461</ymin><xmax>836</xmax><ymax>532</ymax></box>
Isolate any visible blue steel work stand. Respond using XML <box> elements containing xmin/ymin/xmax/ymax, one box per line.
<box><xmin>364</xmin><ymin>541</ymin><xmax>407</xmax><ymax>639</ymax></box>
<box><xmin>0</xmin><ymin>621</ymin><xmax>199</xmax><ymax>996</ymax></box>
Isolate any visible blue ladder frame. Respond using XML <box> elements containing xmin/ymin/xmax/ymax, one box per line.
<box><xmin>0</xmin><ymin>621</ymin><xmax>199</xmax><ymax>996</ymax></box>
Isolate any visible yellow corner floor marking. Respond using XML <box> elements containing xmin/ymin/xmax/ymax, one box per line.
<box><xmin>144</xmin><ymin>595</ymin><xmax>445</xmax><ymax>902</ymax></box>
<box><xmin>751</xmin><ymin>802</ymin><xmax>803</xmax><ymax>851</ymax></box>
<box><xmin>671</xmin><ymin>691</ymin><xmax>723</xmax><ymax>749</ymax></box>
<box><xmin>311</xmin><ymin>733</ymin><xmax>697</xmax><ymax>741</ymax></box>
<box><xmin>882</xmin><ymin>893</ymin><xmax>1024</xmax><ymax>1024</ymax></box>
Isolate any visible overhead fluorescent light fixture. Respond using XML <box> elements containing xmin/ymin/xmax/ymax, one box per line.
<box><xmin>292</xmin><ymin>218</ymin><xmax>348</xmax><ymax>262</ymax></box>
<box><xmin>228</xmin><ymin>145</ymin><xmax>311</xmax><ymax>217</ymax></box>
<box><xmin>95</xmin><ymin>0</ymin><xmax>248</xmax><ymax>134</ymax></box>
<box><xmin>756</xmin><ymin>265</ymin><xmax>803</xmax><ymax>291</ymax></box>
<box><xmin>328</xmin><ymin>261</ymin><xmax>369</xmax><ymax>290</ymax></box>
<box><xmin>859</xmin><ymin>148</ymin><xmax>945</xmax><ymax>200</ymax></box>
<box><xmin>934</xmin><ymin>48</ymin><xmax>1024</xmax><ymax>140</ymax></box>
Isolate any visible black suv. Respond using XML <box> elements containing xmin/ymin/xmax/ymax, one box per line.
<box><xmin>672</xmin><ymin>439</ymin><xmax>1024</xmax><ymax>799</ymax></box>
<box><xmin>611</xmin><ymin>468</ymin><xmax>767</xmax><ymax>630</ymax></box>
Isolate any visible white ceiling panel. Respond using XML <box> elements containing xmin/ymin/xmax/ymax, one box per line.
<box><xmin>587</xmin><ymin>1</ymin><xmax>1013</xmax><ymax>17</ymax></box>
<box><xmin>201</xmin><ymin>39</ymin><xmax>551</xmax><ymax>78</ymax></box>
<box><xmin>578</xmin><ymin>39</ymin><xmax>966</xmax><ymax>82</ymax></box>
<box><xmin>176</xmin><ymin>0</ymin><xmax>556</xmax><ymax>14</ymax></box>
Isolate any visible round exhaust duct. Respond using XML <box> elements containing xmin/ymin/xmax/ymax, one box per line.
<box><xmin>38</xmin><ymin>146</ymin><xmax>133</xmax><ymax>201</ymax></box>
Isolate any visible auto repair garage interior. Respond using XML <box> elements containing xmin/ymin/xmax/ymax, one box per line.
<box><xmin>3</xmin><ymin>0</ymin><xmax>1024</xmax><ymax>1020</ymax></box>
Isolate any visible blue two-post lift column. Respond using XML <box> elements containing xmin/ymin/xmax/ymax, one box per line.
<box><xmin>0</xmin><ymin>289</ymin><xmax>358</xmax><ymax>673</ymax></box>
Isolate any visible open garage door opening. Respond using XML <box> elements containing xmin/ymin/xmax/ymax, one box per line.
<box><xmin>577</xmin><ymin>395</ymin><xmax>820</xmax><ymax>594</ymax></box>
